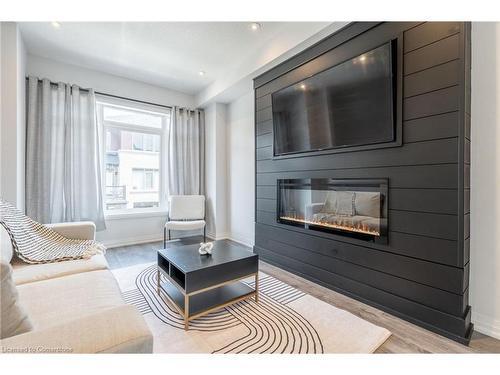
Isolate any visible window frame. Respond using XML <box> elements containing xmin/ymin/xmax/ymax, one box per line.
<box><xmin>96</xmin><ymin>95</ymin><xmax>170</xmax><ymax>217</ymax></box>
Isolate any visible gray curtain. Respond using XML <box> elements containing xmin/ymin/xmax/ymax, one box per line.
<box><xmin>167</xmin><ymin>107</ymin><xmax>205</xmax><ymax>196</ymax></box>
<box><xmin>25</xmin><ymin>76</ymin><xmax>106</xmax><ymax>230</ymax></box>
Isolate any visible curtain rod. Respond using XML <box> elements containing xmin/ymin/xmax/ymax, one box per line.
<box><xmin>25</xmin><ymin>77</ymin><xmax>173</xmax><ymax>110</ymax></box>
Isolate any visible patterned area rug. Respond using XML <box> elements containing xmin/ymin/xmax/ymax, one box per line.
<box><xmin>112</xmin><ymin>263</ymin><xmax>391</xmax><ymax>353</ymax></box>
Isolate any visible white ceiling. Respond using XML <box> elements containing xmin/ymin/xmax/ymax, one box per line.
<box><xmin>19</xmin><ymin>22</ymin><xmax>331</xmax><ymax>95</ymax></box>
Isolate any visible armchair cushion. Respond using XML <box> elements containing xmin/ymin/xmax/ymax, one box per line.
<box><xmin>165</xmin><ymin>220</ymin><xmax>206</xmax><ymax>231</ymax></box>
<box><xmin>169</xmin><ymin>195</ymin><xmax>205</xmax><ymax>220</ymax></box>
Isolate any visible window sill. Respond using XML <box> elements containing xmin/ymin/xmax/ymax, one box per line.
<box><xmin>105</xmin><ymin>209</ymin><xmax>167</xmax><ymax>221</ymax></box>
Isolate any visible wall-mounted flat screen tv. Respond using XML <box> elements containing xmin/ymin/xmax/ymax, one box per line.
<box><xmin>272</xmin><ymin>41</ymin><xmax>396</xmax><ymax>156</ymax></box>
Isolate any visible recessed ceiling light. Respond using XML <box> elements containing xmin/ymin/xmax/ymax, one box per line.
<box><xmin>250</xmin><ymin>22</ymin><xmax>262</xmax><ymax>31</ymax></box>
<box><xmin>359</xmin><ymin>55</ymin><xmax>366</xmax><ymax>62</ymax></box>
<box><xmin>299</xmin><ymin>83</ymin><xmax>306</xmax><ymax>90</ymax></box>
<box><xmin>51</xmin><ymin>22</ymin><xmax>61</xmax><ymax>29</ymax></box>
<box><xmin>198</xmin><ymin>71</ymin><xmax>205</xmax><ymax>76</ymax></box>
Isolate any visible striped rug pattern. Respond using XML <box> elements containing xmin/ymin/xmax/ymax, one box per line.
<box><xmin>115</xmin><ymin>263</ymin><xmax>391</xmax><ymax>353</ymax></box>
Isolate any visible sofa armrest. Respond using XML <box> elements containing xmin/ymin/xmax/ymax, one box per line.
<box><xmin>0</xmin><ymin>305</ymin><xmax>153</xmax><ymax>354</ymax></box>
<box><xmin>45</xmin><ymin>221</ymin><xmax>96</xmax><ymax>240</ymax></box>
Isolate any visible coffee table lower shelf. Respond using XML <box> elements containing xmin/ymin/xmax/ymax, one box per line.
<box><xmin>159</xmin><ymin>280</ymin><xmax>256</xmax><ymax>330</ymax></box>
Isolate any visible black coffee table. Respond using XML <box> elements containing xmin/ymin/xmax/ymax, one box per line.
<box><xmin>157</xmin><ymin>241</ymin><xmax>259</xmax><ymax>330</ymax></box>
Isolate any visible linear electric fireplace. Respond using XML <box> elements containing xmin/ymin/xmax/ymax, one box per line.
<box><xmin>277</xmin><ymin>178</ymin><xmax>388</xmax><ymax>243</ymax></box>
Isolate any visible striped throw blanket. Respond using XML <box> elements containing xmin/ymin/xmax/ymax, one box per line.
<box><xmin>0</xmin><ymin>200</ymin><xmax>106</xmax><ymax>264</ymax></box>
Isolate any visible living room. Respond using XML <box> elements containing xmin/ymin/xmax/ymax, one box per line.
<box><xmin>1</xmin><ymin>0</ymin><xmax>500</xmax><ymax>372</ymax></box>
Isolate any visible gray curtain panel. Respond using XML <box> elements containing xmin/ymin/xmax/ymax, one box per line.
<box><xmin>25</xmin><ymin>76</ymin><xmax>106</xmax><ymax>230</ymax></box>
<box><xmin>167</xmin><ymin>107</ymin><xmax>205</xmax><ymax>196</ymax></box>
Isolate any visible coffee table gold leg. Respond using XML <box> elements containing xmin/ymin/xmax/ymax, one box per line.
<box><xmin>184</xmin><ymin>294</ymin><xmax>189</xmax><ymax>330</ymax></box>
<box><xmin>255</xmin><ymin>273</ymin><xmax>259</xmax><ymax>303</ymax></box>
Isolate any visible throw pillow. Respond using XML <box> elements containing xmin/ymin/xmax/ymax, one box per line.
<box><xmin>335</xmin><ymin>191</ymin><xmax>355</xmax><ymax>216</ymax></box>
<box><xmin>354</xmin><ymin>192</ymin><xmax>381</xmax><ymax>218</ymax></box>
<box><xmin>0</xmin><ymin>262</ymin><xmax>33</xmax><ymax>339</ymax></box>
<box><xmin>321</xmin><ymin>191</ymin><xmax>338</xmax><ymax>213</ymax></box>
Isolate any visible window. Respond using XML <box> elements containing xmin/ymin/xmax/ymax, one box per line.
<box><xmin>96</xmin><ymin>96</ymin><xmax>170</xmax><ymax>213</ymax></box>
<box><xmin>132</xmin><ymin>168</ymin><xmax>159</xmax><ymax>191</ymax></box>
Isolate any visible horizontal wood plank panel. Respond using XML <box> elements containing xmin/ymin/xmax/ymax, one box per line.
<box><xmin>464</xmin><ymin>213</ymin><xmax>470</xmax><ymax>240</ymax></box>
<box><xmin>256</xmin><ymin>120</ymin><xmax>273</xmax><ymax>136</ymax></box>
<box><xmin>464</xmin><ymin>164</ymin><xmax>470</xmax><ymax>188</ymax></box>
<box><xmin>464</xmin><ymin>189</ymin><xmax>470</xmax><ymax>214</ymax></box>
<box><xmin>255</xmin><ymin>246</ymin><xmax>471</xmax><ymax>337</ymax></box>
<box><xmin>404</xmin><ymin>34</ymin><xmax>460</xmax><ymax>75</ymax></box>
<box><xmin>256</xmin><ymin>236</ymin><xmax>465</xmax><ymax>315</ymax></box>
<box><xmin>257</xmin><ymin>209</ymin><xmax>458</xmax><ymax>242</ymax></box>
<box><xmin>256</xmin><ymin>186</ymin><xmax>275</xmax><ymax>199</ymax></box>
<box><xmin>256</xmin><ymin>146</ymin><xmax>272</xmax><ymax>161</ymax></box>
<box><xmin>404</xmin><ymin>60</ymin><xmax>459</xmax><ymax>98</ymax></box>
<box><xmin>390</xmin><ymin>210</ymin><xmax>457</xmax><ymax>240</ymax></box>
<box><xmin>253</xmin><ymin>22</ymin><xmax>471</xmax><ymax>342</ymax></box>
<box><xmin>256</xmin><ymin>107</ymin><xmax>272</xmax><ymax>123</ymax></box>
<box><xmin>403</xmin><ymin>112</ymin><xmax>459</xmax><ymax>143</ymax></box>
<box><xmin>256</xmin><ymin>223</ymin><xmax>464</xmax><ymax>292</ymax></box>
<box><xmin>404</xmin><ymin>22</ymin><xmax>460</xmax><ymax>53</ymax></box>
<box><xmin>257</xmin><ymin>138</ymin><xmax>458</xmax><ymax>173</ymax></box>
<box><xmin>404</xmin><ymin>86</ymin><xmax>459</xmax><ymax>120</ymax></box>
<box><xmin>389</xmin><ymin>231</ymin><xmax>459</xmax><ymax>266</ymax></box>
<box><xmin>465</xmin><ymin>114</ymin><xmax>471</xmax><ymax>140</ymax></box>
<box><xmin>256</xmin><ymin>133</ymin><xmax>273</xmax><ymax>148</ymax></box>
<box><xmin>256</xmin><ymin>198</ymin><xmax>275</xmax><ymax>213</ymax></box>
<box><xmin>256</xmin><ymin>164</ymin><xmax>458</xmax><ymax>189</ymax></box>
<box><xmin>389</xmin><ymin>188</ymin><xmax>458</xmax><ymax>215</ymax></box>
<box><xmin>256</xmin><ymin>189</ymin><xmax>457</xmax><ymax>216</ymax></box>
<box><xmin>256</xmin><ymin>94</ymin><xmax>272</xmax><ymax>110</ymax></box>
<box><xmin>464</xmin><ymin>139</ymin><xmax>471</xmax><ymax>164</ymax></box>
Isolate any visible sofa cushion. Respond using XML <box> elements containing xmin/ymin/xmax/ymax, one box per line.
<box><xmin>354</xmin><ymin>192</ymin><xmax>381</xmax><ymax>218</ymax></box>
<box><xmin>12</xmin><ymin>253</ymin><xmax>108</xmax><ymax>286</ymax></box>
<box><xmin>0</xmin><ymin>305</ymin><xmax>153</xmax><ymax>354</ymax></box>
<box><xmin>0</xmin><ymin>262</ymin><xmax>33</xmax><ymax>339</ymax></box>
<box><xmin>17</xmin><ymin>269</ymin><xmax>124</xmax><ymax>331</ymax></box>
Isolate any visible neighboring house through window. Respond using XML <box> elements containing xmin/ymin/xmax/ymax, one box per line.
<box><xmin>96</xmin><ymin>96</ymin><xmax>170</xmax><ymax>213</ymax></box>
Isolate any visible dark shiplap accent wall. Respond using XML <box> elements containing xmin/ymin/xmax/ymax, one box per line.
<box><xmin>253</xmin><ymin>22</ymin><xmax>472</xmax><ymax>343</ymax></box>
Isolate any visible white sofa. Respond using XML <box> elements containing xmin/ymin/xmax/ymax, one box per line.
<box><xmin>0</xmin><ymin>222</ymin><xmax>153</xmax><ymax>353</ymax></box>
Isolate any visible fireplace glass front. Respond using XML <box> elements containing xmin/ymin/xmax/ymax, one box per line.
<box><xmin>277</xmin><ymin>178</ymin><xmax>388</xmax><ymax>243</ymax></box>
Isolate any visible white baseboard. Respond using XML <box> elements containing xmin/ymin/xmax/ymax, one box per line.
<box><xmin>226</xmin><ymin>236</ymin><xmax>253</xmax><ymax>249</ymax></box>
<box><xmin>206</xmin><ymin>232</ymin><xmax>229</xmax><ymax>241</ymax></box>
<box><xmin>103</xmin><ymin>231</ymin><xmax>254</xmax><ymax>250</ymax></box>
<box><xmin>103</xmin><ymin>235</ymin><xmax>164</xmax><ymax>249</ymax></box>
<box><xmin>472</xmin><ymin>311</ymin><xmax>500</xmax><ymax>340</ymax></box>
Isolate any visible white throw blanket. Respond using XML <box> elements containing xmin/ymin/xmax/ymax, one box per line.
<box><xmin>0</xmin><ymin>200</ymin><xmax>105</xmax><ymax>264</ymax></box>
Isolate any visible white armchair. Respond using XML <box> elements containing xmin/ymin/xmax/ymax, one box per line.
<box><xmin>164</xmin><ymin>195</ymin><xmax>206</xmax><ymax>248</ymax></box>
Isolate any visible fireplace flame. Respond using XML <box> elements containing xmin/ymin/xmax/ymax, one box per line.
<box><xmin>280</xmin><ymin>216</ymin><xmax>380</xmax><ymax>236</ymax></box>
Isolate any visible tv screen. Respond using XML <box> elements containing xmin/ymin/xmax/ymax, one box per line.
<box><xmin>272</xmin><ymin>42</ymin><xmax>396</xmax><ymax>156</ymax></box>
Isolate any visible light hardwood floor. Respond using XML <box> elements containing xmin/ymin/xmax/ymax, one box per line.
<box><xmin>105</xmin><ymin>237</ymin><xmax>500</xmax><ymax>353</ymax></box>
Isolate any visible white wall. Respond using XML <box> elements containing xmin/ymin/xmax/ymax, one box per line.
<box><xmin>226</xmin><ymin>91</ymin><xmax>255</xmax><ymax>247</ymax></box>
<box><xmin>470</xmin><ymin>22</ymin><xmax>500</xmax><ymax>340</ymax></box>
<box><xmin>204</xmin><ymin>102</ymin><xmax>228</xmax><ymax>240</ymax></box>
<box><xmin>26</xmin><ymin>54</ymin><xmax>196</xmax><ymax>247</ymax></box>
<box><xmin>0</xmin><ymin>22</ymin><xmax>26</xmax><ymax>211</ymax></box>
<box><xmin>196</xmin><ymin>22</ymin><xmax>348</xmax><ymax>107</ymax></box>
<box><xmin>27</xmin><ymin>54</ymin><xmax>195</xmax><ymax>109</ymax></box>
